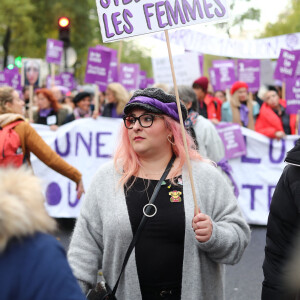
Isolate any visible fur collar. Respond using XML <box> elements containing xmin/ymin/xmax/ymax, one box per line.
<box><xmin>0</xmin><ymin>113</ymin><xmax>25</xmax><ymax>127</ymax></box>
<box><xmin>0</xmin><ymin>168</ymin><xmax>56</xmax><ymax>252</ymax></box>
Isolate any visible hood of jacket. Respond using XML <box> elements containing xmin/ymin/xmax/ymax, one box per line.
<box><xmin>0</xmin><ymin>167</ymin><xmax>56</xmax><ymax>253</ymax></box>
<box><xmin>0</xmin><ymin>113</ymin><xmax>25</xmax><ymax>128</ymax></box>
<box><xmin>285</xmin><ymin>138</ymin><xmax>300</xmax><ymax>166</ymax></box>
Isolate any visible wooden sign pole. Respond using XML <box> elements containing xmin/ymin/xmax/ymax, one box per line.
<box><xmin>164</xmin><ymin>30</ymin><xmax>199</xmax><ymax>215</ymax></box>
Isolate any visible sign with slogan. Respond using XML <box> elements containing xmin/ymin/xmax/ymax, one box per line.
<box><xmin>147</xmin><ymin>78</ymin><xmax>155</xmax><ymax>87</ymax></box>
<box><xmin>46</xmin><ymin>39</ymin><xmax>64</xmax><ymax>65</ymax></box>
<box><xmin>209</xmin><ymin>60</ymin><xmax>235</xmax><ymax>91</ymax></box>
<box><xmin>139</xmin><ymin>70</ymin><xmax>148</xmax><ymax>89</ymax></box>
<box><xmin>0</xmin><ymin>71</ymin><xmax>9</xmax><ymax>87</ymax></box>
<box><xmin>96</xmin><ymin>0</ymin><xmax>229</xmax><ymax>42</ymax></box>
<box><xmin>237</xmin><ymin>59</ymin><xmax>260</xmax><ymax>93</ymax></box>
<box><xmin>85</xmin><ymin>47</ymin><xmax>112</xmax><ymax>91</ymax></box>
<box><xmin>285</xmin><ymin>78</ymin><xmax>300</xmax><ymax>114</ymax></box>
<box><xmin>31</xmin><ymin>119</ymin><xmax>299</xmax><ymax>224</ymax></box>
<box><xmin>274</xmin><ymin>49</ymin><xmax>300</xmax><ymax>80</ymax></box>
<box><xmin>60</xmin><ymin>72</ymin><xmax>77</xmax><ymax>90</ymax></box>
<box><xmin>152</xmin><ymin>52</ymin><xmax>201</xmax><ymax>87</ymax></box>
<box><xmin>46</xmin><ymin>75</ymin><xmax>62</xmax><ymax>89</ymax></box>
<box><xmin>216</xmin><ymin>123</ymin><xmax>246</xmax><ymax>160</ymax></box>
<box><xmin>118</xmin><ymin>63</ymin><xmax>140</xmax><ymax>91</ymax></box>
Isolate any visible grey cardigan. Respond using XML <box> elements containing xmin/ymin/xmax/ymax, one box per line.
<box><xmin>68</xmin><ymin>160</ymin><xmax>250</xmax><ymax>300</ymax></box>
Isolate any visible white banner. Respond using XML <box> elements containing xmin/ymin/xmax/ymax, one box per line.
<box><xmin>96</xmin><ymin>0</ymin><xmax>229</xmax><ymax>42</ymax></box>
<box><xmin>32</xmin><ymin>119</ymin><xmax>299</xmax><ymax>224</ymax></box>
<box><xmin>152</xmin><ymin>52</ymin><xmax>201</xmax><ymax>86</ymax></box>
<box><xmin>153</xmin><ymin>31</ymin><xmax>300</xmax><ymax>59</ymax></box>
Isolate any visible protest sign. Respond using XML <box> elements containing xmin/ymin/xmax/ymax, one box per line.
<box><xmin>146</xmin><ymin>78</ymin><xmax>155</xmax><ymax>87</ymax></box>
<box><xmin>31</xmin><ymin>119</ymin><xmax>299</xmax><ymax>224</ymax></box>
<box><xmin>285</xmin><ymin>78</ymin><xmax>300</xmax><ymax>114</ymax></box>
<box><xmin>0</xmin><ymin>72</ymin><xmax>9</xmax><ymax>87</ymax></box>
<box><xmin>274</xmin><ymin>49</ymin><xmax>300</xmax><ymax>80</ymax></box>
<box><xmin>46</xmin><ymin>39</ymin><xmax>64</xmax><ymax>65</ymax></box>
<box><xmin>21</xmin><ymin>58</ymin><xmax>42</xmax><ymax>88</ymax></box>
<box><xmin>60</xmin><ymin>72</ymin><xmax>76</xmax><ymax>90</ymax></box>
<box><xmin>85</xmin><ymin>47</ymin><xmax>112</xmax><ymax>91</ymax></box>
<box><xmin>216</xmin><ymin>123</ymin><xmax>247</xmax><ymax>160</ymax></box>
<box><xmin>152</xmin><ymin>52</ymin><xmax>201</xmax><ymax>87</ymax></box>
<box><xmin>209</xmin><ymin>65</ymin><xmax>235</xmax><ymax>91</ymax></box>
<box><xmin>96</xmin><ymin>0</ymin><xmax>229</xmax><ymax>42</ymax></box>
<box><xmin>139</xmin><ymin>70</ymin><xmax>148</xmax><ymax>89</ymax></box>
<box><xmin>237</xmin><ymin>59</ymin><xmax>260</xmax><ymax>92</ymax></box>
<box><xmin>118</xmin><ymin>63</ymin><xmax>140</xmax><ymax>91</ymax></box>
<box><xmin>46</xmin><ymin>75</ymin><xmax>62</xmax><ymax>88</ymax></box>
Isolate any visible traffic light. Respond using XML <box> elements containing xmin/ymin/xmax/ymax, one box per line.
<box><xmin>58</xmin><ymin>17</ymin><xmax>70</xmax><ymax>48</ymax></box>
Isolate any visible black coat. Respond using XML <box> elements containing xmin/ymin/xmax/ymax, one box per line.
<box><xmin>262</xmin><ymin>139</ymin><xmax>300</xmax><ymax>299</ymax></box>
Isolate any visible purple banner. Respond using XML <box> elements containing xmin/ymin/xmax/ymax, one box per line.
<box><xmin>46</xmin><ymin>39</ymin><xmax>64</xmax><ymax>65</ymax></box>
<box><xmin>216</xmin><ymin>123</ymin><xmax>247</xmax><ymax>160</ymax></box>
<box><xmin>139</xmin><ymin>71</ymin><xmax>147</xmax><ymax>89</ymax></box>
<box><xmin>285</xmin><ymin>78</ymin><xmax>300</xmax><ymax>114</ymax></box>
<box><xmin>85</xmin><ymin>47</ymin><xmax>112</xmax><ymax>88</ymax></box>
<box><xmin>274</xmin><ymin>49</ymin><xmax>300</xmax><ymax>80</ymax></box>
<box><xmin>119</xmin><ymin>63</ymin><xmax>140</xmax><ymax>91</ymax></box>
<box><xmin>237</xmin><ymin>59</ymin><xmax>261</xmax><ymax>92</ymax></box>
<box><xmin>209</xmin><ymin>66</ymin><xmax>235</xmax><ymax>91</ymax></box>
<box><xmin>95</xmin><ymin>45</ymin><xmax>118</xmax><ymax>84</ymax></box>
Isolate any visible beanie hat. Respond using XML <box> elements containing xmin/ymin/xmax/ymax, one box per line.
<box><xmin>73</xmin><ymin>92</ymin><xmax>91</xmax><ymax>105</ymax></box>
<box><xmin>192</xmin><ymin>76</ymin><xmax>209</xmax><ymax>93</ymax></box>
<box><xmin>124</xmin><ymin>88</ymin><xmax>188</xmax><ymax>122</ymax></box>
<box><xmin>230</xmin><ymin>81</ymin><xmax>249</xmax><ymax>95</ymax></box>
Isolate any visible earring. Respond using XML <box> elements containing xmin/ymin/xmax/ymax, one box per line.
<box><xmin>167</xmin><ymin>135</ymin><xmax>176</xmax><ymax>145</ymax></box>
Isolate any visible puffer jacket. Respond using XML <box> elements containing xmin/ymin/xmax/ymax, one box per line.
<box><xmin>262</xmin><ymin>139</ymin><xmax>300</xmax><ymax>299</ymax></box>
<box><xmin>0</xmin><ymin>167</ymin><xmax>86</xmax><ymax>300</ymax></box>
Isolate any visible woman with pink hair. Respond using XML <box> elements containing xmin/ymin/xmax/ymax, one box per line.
<box><xmin>68</xmin><ymin>88</ymin><xmax>250</xmax><ymax>300</ymax></box>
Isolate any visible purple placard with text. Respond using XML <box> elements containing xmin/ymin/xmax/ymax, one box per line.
<box><xmin>46</xmin><ymin>39</ymin><xmax>64</xmax><ymax>64</ymax></box>
<box><xmin>46</xmin><ymin>75</ymin><xmax>63</xmax><ymax>88</ymax></box>
<box><xmin>212</xmin><ymin>60</ymin><xmax>235</xmax><ymax>69</ymax></box>
<box><xmin>139</xmin><ymin>71</ymin><xmax>147</xmax><ymax>89</ymax></box>
<box><xmin>146</xmin><ymin>78</ymin><xmax>155</xmax><ymax>87</ymax></box>
<box><xmin>10</xmin><ymin>73</ymin><xmax>22</xmax><ymax>95</ymax></box>
<box><xmin>96</xmin><ymin>45</ymin><xmax>118</xmax><ymax>84</ymax></box>
<box><xmin>85</xmin><ymin>47</ymin><xmax>112</xmax><ymax>89</ymax></box>
<box><xmin>285</xmin><ymin>78</ymin><xmax>300</xmax><ymax>114</ymax></box>
<box><xmin>60</xmin><ymin>72</ymin><xmax>76</xmax><ymax>90</ymax></box>
<box><xmin>0</xmin><ymin>72</ymin><xmax>9</xmax><ymax>87</ymax></box>
<box><xmin>237</xmin><ymin>59</ymin><xmax>260</xmax><ymax>92</ymax></box>
<box><xmin>209</xmin><ymin>66</ymin><xmax>235</xmax><ymax>91</ymax></box>
<box><xmin>119</xmin><ymin>63</ymin><xmax>140</xmax><ymax>91</ymax></box>
<box><xmin>274</xmin><ymin>49</ymin><xmax>300</xmax><ymax>80</ymax></box>
<box><xmin>216</xmin><ymin>123</ymin><xmax>247</xmax><ymax>160</ymax></box>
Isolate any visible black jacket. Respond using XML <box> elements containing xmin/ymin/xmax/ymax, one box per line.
<box><xmin>262</xmin><ymin>139</ymin><xmax>300</xmax><ymax>299</ymax></box>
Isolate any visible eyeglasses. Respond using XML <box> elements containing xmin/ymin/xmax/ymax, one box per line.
<box><xmin>123</xmin><ymin>113</ymin><xmax>163</xmax><ymax>129</ymax></box>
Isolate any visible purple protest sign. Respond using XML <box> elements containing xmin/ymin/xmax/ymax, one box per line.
<box><xmin>46</xmin><ymin>39</ymin><xmax>64</xmax><ymax>65</ymax></box>
<box><xmin>212</xmin><ymin>60</ymin><xmax>235</xmax><ymax>69</ymax></box>
<box><xmin>96</xmin><ymin>45</ymin><xmax>118</xmax><ymax>83</ymax></box>
<box><xmin>146</xmin><ymin>78</ymin><xmax>155</xmax><ymax>87</ymax></box>
<box><xmin>60</xmin><ymin>72</ymin><xmax>76</xmax><ymax>90</ymax></box>
<box><xmin>139</xmin><ymin>71</ymin><xmax>147</xmax><ymax>89</ymax></box>
<box><xmin>0</xmin><ymin>72</ymin><xmax>9</xmax><ymax>87</ymax></box>
<box><xmin>237</xmin><ymin>59</ymin><xmax>261</xmax><ymax>92</ymax></box>
<box><xmin>285</xmin><ymin>78</ymin><xmax>300</xmax><ymax>114</ymax></box>
<box><xmin>199</xmin><ymin>54</ymin><xmax>204</xmax><ymax>76</ymax></box>
<box><xmin>274</xmin><ymin>49</ymin><xmax>300</xmax><ymax>80</ymax></box>
<box><xmin>46</xmin><ymin>75</ymin><xmax>62</xmax><ymax>89</ymax></box>
<box><xmin>216</xmin><ymin>123</ymin><xmax>247</xmax><ymax>160</ymax></box>
<box><xmin>209</xmin><ymin>66</ymin><xmax>235</xmax><ymax>91</ymax></box>
<box><xmin>10</xmin><ymin>73</ymin><xmax>22</xmax><ymax>95</ymax></box>
<box><xmin>119</xmin><ymin>63</ymin><xmax>140</xmax><ymax>91</ymax></box>
<box><xmin>85</xmin><ymin>47</ymin><xmax>112</xmax><ymax>89</ymax></box>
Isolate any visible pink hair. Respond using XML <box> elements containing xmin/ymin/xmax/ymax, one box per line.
<box><xmin>114</xmin><ymin>116</ymin><xmax>205</xmax><ymax>187</ymax></box>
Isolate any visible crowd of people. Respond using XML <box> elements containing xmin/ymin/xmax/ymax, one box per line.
<box><xmin>0</xmin><ymin>71</ymin><xmax>299</xmax><ymax>300</ymax></box>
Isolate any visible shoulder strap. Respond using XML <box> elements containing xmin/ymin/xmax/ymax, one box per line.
<box><xmin>111</xmin><ymin>155</ymin><xmax>176</xmax><ymax>296</ymax></box>
<box><xmin>2</xmin><ymin>120</ymin><xmax>23</xmax><ymax>131</ymax></box>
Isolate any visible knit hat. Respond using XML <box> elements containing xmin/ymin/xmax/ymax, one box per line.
<box><xmin>230</xmin><ymin>81</ymin><xmax>249</xmax><ymax>95</ymax></box>
<box><xmin>73</xmin><ymin>92</ymin><xmax>91</xmax><ymax>104</ymax></box>
<box><xmin>124</xmin><ymin>88</ymin><xmax>188</xmax><ymax>122</ymax></box>
<box><xmin>192</xmin><ymin>76</ymin><xmax>209</xmax><ymax>93</ymax></box>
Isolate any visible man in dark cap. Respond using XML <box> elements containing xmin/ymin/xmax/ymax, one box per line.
<box><xmin>63</xmin><ymin>92</ymin><xmax>92</xmax><ymax>123</ymax></box>
<box><xmin>192</xmin><ymin>76</ymin><xmax>222</xmax><ymax>124</ymax></box>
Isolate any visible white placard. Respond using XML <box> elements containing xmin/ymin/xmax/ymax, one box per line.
<box><xmin>96</xmin><ymin>0</ymin><xmax>229</xmax><ymax>42</ymax></box>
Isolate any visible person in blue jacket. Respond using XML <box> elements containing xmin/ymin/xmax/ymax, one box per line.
<box><xmin>0</xmin><ymin>167</ymin><xmax>86</xmax><ymax>300</ymax></box>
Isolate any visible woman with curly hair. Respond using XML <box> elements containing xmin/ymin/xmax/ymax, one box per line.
<box><xmin>33</xmin><ymin>88</ymin><xmax>68</xmax><ymax>130</ymax></box>
<box><xmin>102</xmin><ymin>82</ymin><xmax>129</xmax><ymax>118</ymax></box>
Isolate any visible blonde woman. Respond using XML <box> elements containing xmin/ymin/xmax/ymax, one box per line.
<box><xmin>102</xmin><ymin>83</ymin><xmax>129</xmax><ymax>118</ymax></box>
